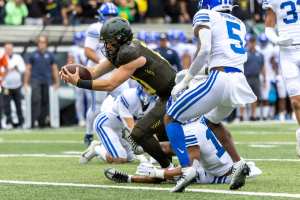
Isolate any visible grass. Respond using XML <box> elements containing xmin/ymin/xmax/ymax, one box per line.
<box><xmin>0</xmin><ymin>122</ymin><xmax>299</xmax><ymax>199</ymax></box>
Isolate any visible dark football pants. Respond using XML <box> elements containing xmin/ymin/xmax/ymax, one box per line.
<box><xmin>131</xmin><ymin>98</ymin><xmax>171</xmax><ymax>168</ymax></box>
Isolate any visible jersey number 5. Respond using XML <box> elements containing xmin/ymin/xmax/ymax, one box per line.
<box><xmin>226</xmin><ymin>21</ymin><xmax>246</xmax><ymax>55</ymax></box>
<box><xmin>281</xmin><ymin>0</ymin><xmax>300</xmax><ymax>24</ymax></box>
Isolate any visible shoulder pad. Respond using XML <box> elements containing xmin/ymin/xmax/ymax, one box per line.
<box><xmin>116</xmin><ymin>43</ymin><xmax>140</xmax><ymax>66</ymax></box>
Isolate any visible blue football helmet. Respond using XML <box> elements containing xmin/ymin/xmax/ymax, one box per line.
<box><xmin>73</xmin><ymin>31</ymin><xmax>85</xmax><ymax>45</ymax></box>
<box><xmin>198</xmin><ymin>0</ymin><xmax>234</xmax><ymax>12</ymax></box>
<box><xmin>97</xmin><ymin>2</ymin><xmax>118</xmax><ymax>22</ymax></box>
<box><xmin>136</xmin><ymin>85</ymin><xmax>156</xmax><ymax>106</ymax></box>
<box><xmin>258</xmin><ymin>33</ymin><xmax>269</xmax><ymax>46</ymax></box>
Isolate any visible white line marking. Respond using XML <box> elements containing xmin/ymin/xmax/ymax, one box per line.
<box><xmin>249</xmin><ymin>144</ymin><xmax>278</xmax><ymax>148</ymax></box>
<box><xmin>0</xmin><ymin>180</ymin><xmax>299</xmax><ymax>198</ymax></box>
<box><xmin>0</xmin><ymin>154</ymin><xmax>78</xmax><ymax>158</ymax></box>
<box><xmin>0</xmin><ymin>140</ymin><xmax>81</xmax><ymax>144</ymax></box>
<box><xmin>0</xmin><ymin>154</ymin><xmax>299</xmax><ymax>162</ymax></box>
<box><xmin>236</xmin><ymin>142</ymin><xmax>295</xmax><ymax>145</ymax></box>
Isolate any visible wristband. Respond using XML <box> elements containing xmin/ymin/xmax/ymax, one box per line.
<box><xmin>77</xmin><ymin>79</ymin><xmax>93</xmax><ymax>89</ymax></box>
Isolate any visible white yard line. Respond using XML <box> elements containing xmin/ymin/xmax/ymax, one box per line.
<box><xmin>0</xmin><ymin>140</ymin><xmax>81</xmax><ymax>144</ymax></box>
<box><xmin>0</xmin><ymin>180</ymin><xmax>299</xmax><ymax>198</ymax></box>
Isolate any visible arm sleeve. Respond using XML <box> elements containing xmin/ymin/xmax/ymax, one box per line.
<box><xmin>192</xmin><ymin>9</ymin><xmax>211</xmax><ymax>32</ymax></box>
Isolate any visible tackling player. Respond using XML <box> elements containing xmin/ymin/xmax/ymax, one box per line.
<box><xmin>79</xmin><ymin>85</ymin><xmax>156</xmax><ymax>164</ymax></box>
<box><xmin>263</xmin><ymin>0</ymin><xmax>300</xmax><ymax>155</ymax></box>
<box><xmin>60</xmin><ymin>17</ymin><xmax>249</xmax><ymax>190</ymax></box>
<box><xmin>164</xmin><ymin>0</ymin><xmax>256</xmax><ymax>192</ymax></box>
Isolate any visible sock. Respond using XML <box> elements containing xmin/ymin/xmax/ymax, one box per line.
<box><xmin>139</xmin><ymin>136</ymin><xmax>171</xmax><ymax>168</ymax></box>
<box><xmin>166</xmin><ymin>122</ymin><xmax>190</xmax><ymax>167</ymax></box>
<box><xmin>95</xmin><ymin>144</ymin><xmax>107</xmax><ymax>161</ymax></box>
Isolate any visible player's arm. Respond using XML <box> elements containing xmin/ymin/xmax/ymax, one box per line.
<box><xmin>61</xmin><ymin>56</ymin><xmax>146</xmax><ymax>91</ymax></box>
<box><xmin>84</xmin><ymin>47</ymin><xmax>100</xmax><ymax>64</ymax></box>
<box><xmin>86</xmin><ymin>57</ymin><xmax>114</xmax><ymax>79</ymax></box>
<box><xmin>171</xmin><ymin>25</ymin><xmax>211</xmax><ymax>97</ymax></box>
<box><xmin>264</xmin><ymin>9</ymin><xmax>293</xmax><ymax>46</ymax></box>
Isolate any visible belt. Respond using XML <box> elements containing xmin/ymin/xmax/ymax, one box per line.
<box><xmin>210</xmin><ymin>66</ymin><xmax>242</xmax><ymax>73</ymax></box>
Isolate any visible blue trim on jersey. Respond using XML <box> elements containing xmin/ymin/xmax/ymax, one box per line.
<box><xmin>95</xmin><ymin>114</ymin><xmax>119</xmax><ymax>158</ymax></box>
<box><xmin>120</xmin><ymin>95</ymin><xmax>129</xmax><ymax>109</ymax></box>
<box><xmin>87</xmin><ymin>31</ymin><xmax>100</xmax><ymax>38</ymax></box>
<box><xmin>168</xmin><ymin>71</ymin><xmax>219</xmax><ymax>120</ymax></box>
<box><xmin>193</xmin><ymin>19</ymin><xmax>210</xmax><ymax>26</ymax></box>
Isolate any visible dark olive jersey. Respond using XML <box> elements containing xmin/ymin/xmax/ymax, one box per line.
<box><xmin>113</xmin><ymin>39</ymin><xmax>176</xmax><ymax>98</ymax></box>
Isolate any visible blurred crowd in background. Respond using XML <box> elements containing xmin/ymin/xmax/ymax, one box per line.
<box><xmin>0</xmin><ymin>0</ymin><xmax>294</xmax><ymax>130</ymax></box>
<box><xmin>0</xmin><ymin>0</ymin><xmax>264</xmax><ymax>26</ymax></box>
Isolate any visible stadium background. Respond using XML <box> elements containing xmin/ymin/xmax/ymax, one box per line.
<box><xmin>0</xmin><ymin>0</ymin><xmax>291</xmax><ymax>128</ymax></box>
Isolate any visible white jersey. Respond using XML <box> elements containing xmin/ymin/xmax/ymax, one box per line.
<box><xmin>263</xmin><ymin>0</ymin><xmax>300</xmax><ymax>46</ymax></box>
<box><xmin>257</xmin><ymin>43</ymin><xmax>276</xmax><ymax>80</ymax></box>
<box><xmin>85</xmin><ymin>22</ymin><xmax>105</xmax><ymax>66</ymax></box>
<box><xmin>107</xmin><ymin>88</ymin><xmax>156</xmax><ymax>121</ymax></box>
<box><xmin>69</xmin><ymin>45</ymin><xmax>88</xmax><ymax>65</ymax></box>
<box><xmin>192</xmin><ymin>9</ymin><xmax>247</xmax><ymax>71</ymax></box>
<box><xmin>182</xmin><ymin>117</ymin><xmax>233</xmax><ymax>176</ymax></box>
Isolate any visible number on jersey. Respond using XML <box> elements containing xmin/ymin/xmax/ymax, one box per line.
<box><xmin>226</xmin><ymin>21</ymin><xmax>246</xmax><ymax>55</ymax></box>
<box><xmin>281</xmin><ymin>0</ymin><xmax>300</xmax><ymax>24</ymax></box>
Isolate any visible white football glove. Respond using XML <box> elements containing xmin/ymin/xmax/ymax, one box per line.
<box><xmin>277</xmin><ymin>36</ymin><xmax>294</xmax><ymax>47</ymax></box>
<box><xmin>135</xmin><ymin>162</ymin><xmax>164</xmax><ymax>179</ymax></box>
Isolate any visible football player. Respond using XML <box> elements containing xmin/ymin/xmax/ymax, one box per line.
<box><xmin>262</xmin><ymin>0</ymin><xmax>300</xmax><ymax>154</ymax></box>
<box><xmin>164</xmin><ymin>0</ymin><xmax>256</xmax><ymax>192</ymax></box>
<box><xmin>104</xmin><ymin>116</ymin><xmax>262</xmax><ymax>186</ymax></box>
<box><xmin>83</xmin><ymin>2</ymin><xmax>129</xmax><ymax>146</ymax></box>
<box><xmin>60</xmin><ymin>17</ymin><xmax>248</xmax><ymax>184</ymax></box>
<box><xmin>79</xmin><ymin>85</ymin><xmax>156</xmax><ymax>164</ymax></box>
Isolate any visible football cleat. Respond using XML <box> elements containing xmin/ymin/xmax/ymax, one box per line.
<box><xmin>230</xmin><ymin>160</ymin><xmax>250</xmax><ymax>190</ymax></box>
<box><xmin>84</xmin><ymin>134</ymin><xmax>94</xmax><ymax>147</ymax></box>
<box><xmin>171</xmin><ymin>166</ymin><xmax>197</xmax><ymax>193</ymax></box>
<box><xmin>296</xmin><ymin>129</ymin><xmax>300</xmax><ymax>157</ymax></box>
<box><xmin>79</xmin><ymin>140</ymin><xmax>99</xmax><ymax>164</ymax></box>
<box><xmin>104</xmin><ymin>168</ymin><xmax>130</xmax><ymax>183</ymax></box>
<box><xmin>122</xmin><ymin>129</ymin><xmax>144</xmax><ymax>155</ymax></box>
<box><xmin>247</xmin><ymin>161</ymin><xmax>262</xmax><ymax>179</ymax></box>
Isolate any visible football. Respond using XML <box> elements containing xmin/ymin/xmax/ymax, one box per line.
<box><xmin>62</xmin><ymin>64</ymin><xmax>92</xmax><ymax>80</ymax></box>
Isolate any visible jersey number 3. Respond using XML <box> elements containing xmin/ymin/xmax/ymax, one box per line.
<box><xmin>226</xmin><ymin>21</ymin><xmax>246</xmax><ymax>55</ymax></box>
<box><xmin>281</xmin><ymin>0</ymin><xmax>300</xmax><ymax>24</ymax></box>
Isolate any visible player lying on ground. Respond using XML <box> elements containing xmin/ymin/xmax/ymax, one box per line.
<box><xmin>80</xmin><ymin>85</ymin><xmax>156</xmax><ymax>164</ymax></box>
<box><xmin>60</xmin><ymin>17</ymin><xmax>250</xmax><ymax>191</ymax></box>
<box><xmin>104</xmin><ymin>117</ymin><xmax>262</xmax><ymax>186</ymax></box>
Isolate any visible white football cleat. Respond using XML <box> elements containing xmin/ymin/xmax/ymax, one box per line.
<box><xmin>79</xmin><ymin>140</ymin><xmax>100</xmax><ymax>164</ymax></box>
<box><xmin>247</xmin><ymin>161</ymin><xmax>262</xmax><ymax>179</ymax></box>
<box><xmin>230</xmin><ymin>159</ymin><xmax>250</xmax><ymax>190</ymax></box>
<box><xmin>296</xmin><ymin>129</ymin><xmax>300</xmax><ymax>157</ymax></box>
<box><xmin>171</xmin><ymin>166</ymin><xmax>197</xmax><ymax>193</ymax></box>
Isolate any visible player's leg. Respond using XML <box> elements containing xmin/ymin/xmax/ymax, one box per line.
<box><xmin>276</xmin><ymin>75</ymin><xmax>287</xmax><ymax>121</ymax></box>
<box><xmin>84</xmin><ymin>90</ymin><xmax>107</xmax><ymax>146</ymax></box>
<box><xmin>280</xmin><ymin>53</ymin><xmax>300</xmax><ymax>156</ymax></box>
<box><xmin>261</xmin><ymin>79</ymin><xmax>271</xmax><ymax>120</ymax></box>
<box><xmin>205</xmin><ymin>106</ymin><xmax>250</xmax><ymax>190</ymax></box>
<box><xmin>131</xmin><ymin>99</ymin><xmax>172</xmax><ymax>168</ymax></box>
<box><xmin>75</xmin><ymin>87</ymin><xmax>85</xmax><ymax>126</ymax></box>
<box><xmin>164</xmin><ymin>70</ymin><xmax>222</xmax><ymax>168</ymax></box>
<box><xmin>93</xmin><ymin>113</ymin><xmax>129</xmax><ymax>163</ymax></box>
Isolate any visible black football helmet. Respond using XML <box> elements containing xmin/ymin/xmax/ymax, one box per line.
<box><xmin>100</xmin><ymin>17</ymin><xmax>133</xmax><ymax>61</ymax></box>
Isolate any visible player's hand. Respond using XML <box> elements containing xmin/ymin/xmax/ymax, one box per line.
<box><xmin>60</xmin><ymin>67</ymin><xmax>80</xmax><ymax>86</ymax></box>
<box><xmin>277</xmin><ymin>36</ymin><xmax>293</xmax><ymax>46</ymax></box>
<box><xmin>171</xmin><ymin>80</ymin><xmax>188</xmax><ymax>100</ymax></box>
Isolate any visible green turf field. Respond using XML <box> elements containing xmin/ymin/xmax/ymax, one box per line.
<box><xmin>0</xmin><ymin>122</ymin><xmax>300</xmax><ymax>200</ymax></box>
